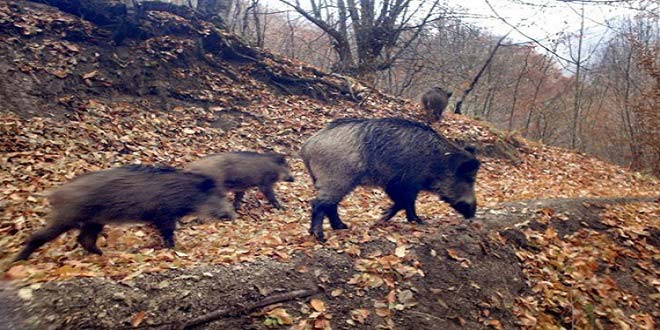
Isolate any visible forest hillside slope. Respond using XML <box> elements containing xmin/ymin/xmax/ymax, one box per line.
<box><xmin>0</xmin><ymin>1</ymin><xmax>658</xmax><ymax>329</ymax></box>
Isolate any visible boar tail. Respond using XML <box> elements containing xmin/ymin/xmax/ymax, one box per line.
<box><xmin>303</xmin><ymin>158</ymin><xmax>317</xmax><ymax>184</ymax></box>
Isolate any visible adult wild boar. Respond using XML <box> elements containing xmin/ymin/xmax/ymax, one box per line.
<box><xmin>301</xmin><ymin>118</ymin><xmax>480</xmax><ymax>241</ymax></box>
<box><xmin>14</xmin><ymin>164</ymin><xmax>235</xmax><ymax>261</ymax></box>
<box><xmin>421</xmin><ymin>87</ymin><xmax>452</xmax><ymax>122</ymax></box>
<box><xmin>185</xmin><ymin>151</ymin><xmax>295</xmax><ymax>210</ymax></box>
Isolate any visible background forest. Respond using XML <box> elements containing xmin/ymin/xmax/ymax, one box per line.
<box><xmin>1</xmin><ymin>1</ymin><xmax>659</xmax><ymax>329</ymax></box>
<box><xmin>183</xmin><ymin>0</ymin><xmax>659</xmax><ymax>175</ymax></box>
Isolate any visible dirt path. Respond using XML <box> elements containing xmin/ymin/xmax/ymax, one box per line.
<box><xmin>1</xmin><ymin>196</ymin><xmax>656</xmax><ymax>329</ymax></box>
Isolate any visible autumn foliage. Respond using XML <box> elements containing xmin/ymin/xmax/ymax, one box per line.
<box><xmin>0</xmin><ymin>2</ymin><xmax>658</xmax><ymax>329</ymax></box>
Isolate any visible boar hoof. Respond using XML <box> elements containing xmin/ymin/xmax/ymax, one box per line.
<box><xmin>310</xmin><ymin>229</ymin><xmax>325</xmax><ymax>242</ymax></box>
<box><xmin>162</xmin><ymin>238</ymin><xmax>175</xmax><ymax>248</ymax></box>
<box><xmin>409</xmin><ymin>217</ymin><xmax>425</xmax><ymax>225</ymax></box>
<box><xmin>331</xmin><ymin>222</ymin><xmax>348</xmax><ymax>230</ymax></box>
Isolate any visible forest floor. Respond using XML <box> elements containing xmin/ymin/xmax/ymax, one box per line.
<box><xmin>1</xmin><ymin>1</ymin><xmax>658</xmax><ymax>329</ymax></box>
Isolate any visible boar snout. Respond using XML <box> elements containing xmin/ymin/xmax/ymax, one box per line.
<box><xmin>217</xmin><ymin>208</ymin><xmax>237</xmax><ymax>220</ymax></box>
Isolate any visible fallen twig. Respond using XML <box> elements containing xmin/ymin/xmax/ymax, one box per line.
<box><xmin>179</xmin><ymin>287</ymin><xmax>319</xmax><ymax>329</ymax></box>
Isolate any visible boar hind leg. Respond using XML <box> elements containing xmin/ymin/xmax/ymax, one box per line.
<box><xmin>310</xmin><ymin>183</ymin><xmax>353</xmax><ymax>241</ymax></box>
<box><xmin>260</xmin><ymin>186</ymin><xmax>283</xmax><ymax>210</ymax></box>
<box><xmin>14</xmin><ymin>222</ymin><xmax>73</xmax><ymax>261</ymax></box>
<box><xmin>233</xmin><ymin>191</ymin><xmax>245</xmax><ymax>210</ymax></box>
<box><xmin>310</xmin><ymin>199</ymin><xmax>332</xmax><ymax>241</ymax></box>
<box><xmin>155</xmin><ymin>219</ymin><xmax>177</xmax><ymax>248</ymax></box>
<box><xmin>404</xmin><ymin>199</ymin><xmax>424</xmax><ymax>224</ymax></box>
<box><xmin>310</xmin><ymin>200</ymin><xmax>349</xmax><ymax>240</ymax></box>
<box><xmin>77</xmin><ymin>223</ymin><xmax>104</xmax><ymax>255</ymax></box>
<box><xmin>380</xmin><ymin>184</ymin><xmax>406</xmax><ymax>221</ymax></box>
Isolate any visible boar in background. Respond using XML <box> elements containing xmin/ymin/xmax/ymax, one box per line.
<box><xmin>421</xmin><ymin>87</ymin><xmax>453</xmax><ymax>122</ymax></box>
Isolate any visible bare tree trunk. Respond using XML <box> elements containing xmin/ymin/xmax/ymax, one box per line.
<box><xmin>524</xmin><ymin>56</ymin><xmax>552</xmax><ymax>137</ymax></box>
<box><xmin>454</xmin><ymin>32</ymin><xmax>509</xmax><ymax>115</ymax></box>
<box><xmin>251</xmin><ymin>0</ymin><xmax>264</xmax><ymax>47</ymax></box>
<box><xmin>284</xmin><ymin>11</ymin><xmax>295</xmax><ymax>58</ymax></box>
<box><xmin>508</xmin><ymin>48</ymin><xmax>531</xmax><ymax>131</ymax></box>
<box><xmin>620</xmin><ymin>45</ymin><xmax>640</xmax><ymax>168</ymax></box>
<box><xmin>570</xmin><ymin>3</ymin><xmax>585</xmax><ymax>149</ymax></box>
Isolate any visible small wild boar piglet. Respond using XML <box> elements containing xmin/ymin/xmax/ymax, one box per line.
<box><xmin>185</xmin><ymin>151</ymin><xmax>295</xmax><ymax>211</ymax></box>
<box><xmin>14</xmin><ymin>164</ymin><xmax>235</xmax><ymax>261</ymax></box>
<box><xmin>301</xmin><ymin>117</ymin><xmax>480</xmax><ymax>241</ymax></box>
<box><xmin>421</xmin><ymin>87</ymin><xmax>452</xmax><ymax>122</ymax></box>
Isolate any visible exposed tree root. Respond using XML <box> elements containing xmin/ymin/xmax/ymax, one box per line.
<box><xmin>179</xmin><ymin>287</ymin><xmax>319</xmax><ymax>329</ymax></box>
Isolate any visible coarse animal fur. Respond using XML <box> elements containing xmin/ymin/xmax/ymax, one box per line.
<box><xmin>421</xmin><ymin>87</ymin><xmax>452</xmax><ymax>122</ymax></box>
<box><xmin>301</xmin><ymin>117</ymin><xmax>480</xmax><ymax>241</ymax></box>
<box><xmin>185</xmin><ymin>151</ymin><xmax>295</xmax><ymax>210</ymax></box>
<box><xmin>14</xmin><ymin>164</ymin><xmax>234</xmax><ymax>261</ymax></box>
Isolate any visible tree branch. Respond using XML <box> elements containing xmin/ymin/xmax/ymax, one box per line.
<box><xmin>483</xmin><ymin>0</ymin><xmax>575</xmax><ymax>64</ymax></box>
<box><xmin>181</xmin><ymin>288</ymin><xmax>319</xmax><ymax>329</ymax></box>
<box><xmin>454</xmin><ymin>31</ymin><xmax>510</xmax><ymax>115</ymax></box>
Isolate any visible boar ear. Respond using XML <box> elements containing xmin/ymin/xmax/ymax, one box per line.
<box><xmin>464</xmin><ymin>145</ymin><xmax>477</xmax><ymax>156</ymax></box>
<box><xmin>269</xmin><ymin>153</ymin><xmax>287</xmax><ymax>165</ymax></box>
<box><xmin>457</xmin><ymin>158</ymin><xmax>480</xmax><ymax>179</ymax></box>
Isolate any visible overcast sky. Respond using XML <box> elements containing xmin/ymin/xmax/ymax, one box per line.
<box><xmin>261</xmin><ymin>0</ymin><xmax>649</xmax><ymax>43</ymax></box>
<box><xmin>259</xmin><ymin>0</ymin><xmax>654</xmax><ymax>71</ymax></box>
<box><xmin>261</xmin><ymin>0</ymin><xmax>658</xmax><ymax>41</ymax></box>
<box><xmin>454</xmin><ymin>0</ymin><xmax>643</xmax><ymax>39</ymax></box>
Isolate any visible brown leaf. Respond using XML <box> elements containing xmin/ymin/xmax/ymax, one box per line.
<box><xmin>330</xmin><ymin>289</ymin><xmax>343</xmax><ymax>297</ymax></box>
<box><xmin>351</xmin><ymin>309</ymin><xmax>370</xmax><ymax>324</ymax></box>
<box><xmin>486</xmin><ymin>319</ymin><xmax>502</xmax><ymax>329</ymax></box>
<box><xmin>82</xmin><ymin>71</ymin><xmax>98</xmax><ymax>79</ymax></box>
<box><xmin>4</xmin><ymin>265</ymin><xmax>30</xmax><ymax>280</ymax></box>
<box><xmin>446</xmin><ymin>249</ymin><xmax>462</xmax><ymax>260</ymax></box>
<box><xmin>375</xmin><ymin>307</ymin><xmax>391</xmax><ymax>317</ymax></box>
<box><xmin>130</xmin><ymin>311</ymin><xmax>146</xmax><ymax>327</ymax></box>
<box><xmin>313</xmin><ymin>318</ymin><xmax>331</xmax><ymax>330</ymax></box>
<box><xmin>266</xmin><ymin>308</ymin><xmax>293</xmax><ymax>325</ymax></box>
<box><xmin>310</xmin><ymin>298</ymin><xmax>326</xmax><ymax>312</ymax></box>
<box><xmin>51</xmin><ymin>69</ymin><xmax>68</xmax><ymax>79</ymax></box>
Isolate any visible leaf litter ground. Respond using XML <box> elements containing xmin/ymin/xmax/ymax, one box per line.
<box><xmin>1</xmin><ymin>1</ymin><xmax>658</xmax><ymax>329</ymax></box>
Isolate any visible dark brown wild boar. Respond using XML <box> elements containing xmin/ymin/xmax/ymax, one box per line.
<box><xmin>14</xmin><ymin>164</ymin><xmax>235</xmax><ymax>261</ymax></box>
<box><xmin>301</xmin><ymin>118</ymin><xmax>480</xmax><ymax>241</ymax></box>
<box><xmin>185</xmin><ymin>151</ymin><xmax>295</xmax><ymax>210</ymax></box>
<box><xmin>421</xmin><ymin>87</ymin><xmax>452</xmax><ymax>122</ymax></box>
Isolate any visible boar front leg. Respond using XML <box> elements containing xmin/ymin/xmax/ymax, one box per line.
<box><xmin>77</xmin><ymin>223</ymin><xmax>104</xmax><ymax>255</ymax></box>
<box><xmin>260</xmin><ymin>185</ymin><xmax>283</xmax><ymax>210</ymax></box>
<box><xmin>155</xmin><ymin>218</ymin><xmax>177</xmax><ymax>248</ymax></box>
<box><xmin>382</xmin><ymin>184</ymin><xmax>424</xmax><ymax>224</ymax></box>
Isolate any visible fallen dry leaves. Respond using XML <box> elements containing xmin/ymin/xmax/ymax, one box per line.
<box><xmin>1</xmin><ymin>1</ymin><xmax>659</xmax><ymax>329</ymax></box>
<box><xmin>512</xmin><ymin>202</ymin><xmax>659</xmax><ymax>329</ymax></box>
